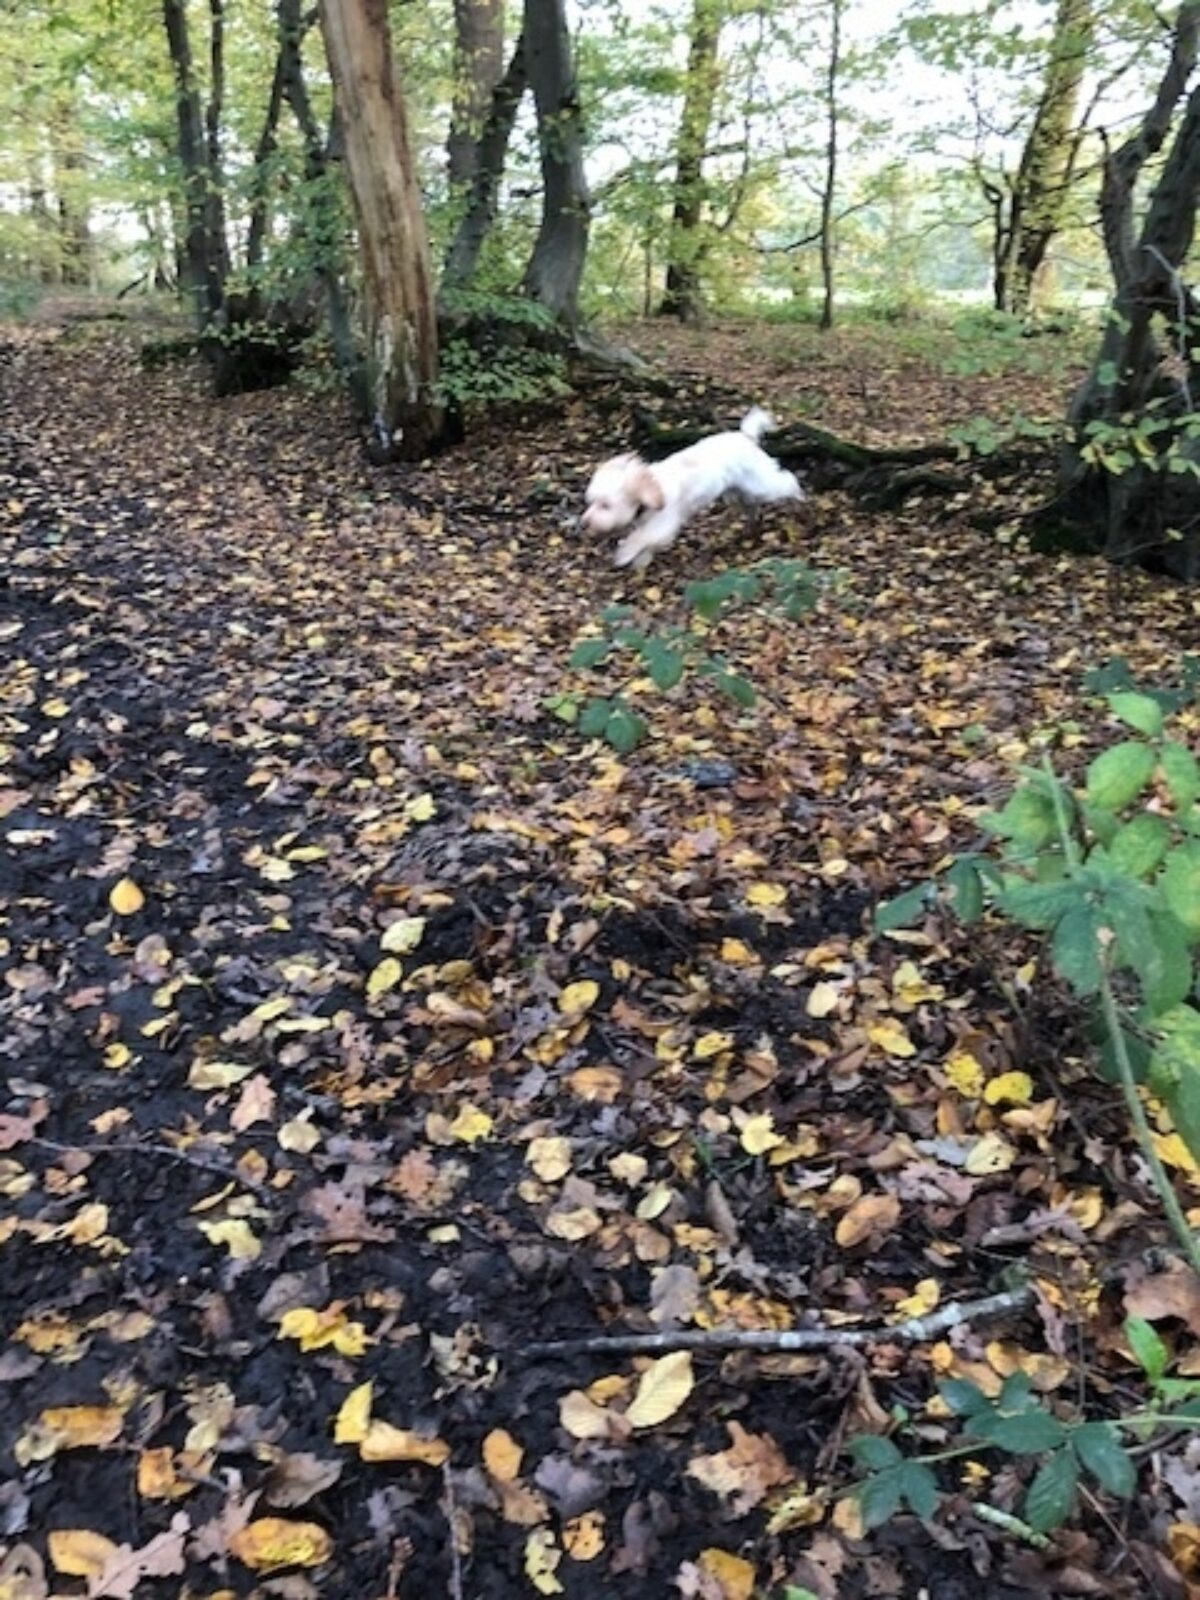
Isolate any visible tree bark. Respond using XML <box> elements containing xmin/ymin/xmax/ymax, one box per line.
<box><xmin>994</xmin><ymin>0</ymin><xmax>1095</xmax><ymax>317</ymax></box>
<box><xmin>447</xmin><ymin>0</ymin><xmax>506</xmax><ymax>189</ymax></box>
<box><xmin>162</xmin><ymin>0</ymin><xmax>227</xmax><ymax>331</ymax></box>
<box><xmin>660</xmin><ymin>0</ymin><xmax>723</xmax><ymax>322</ymax></box>
<box><xmin>818</xmin><ymin>0</ymin><xmax>842</xmax><ymax>331</ymax></box>
<box><xmin>245</xmin><ymin>38</ymin><xmax>289</xmax><ymax>280</ymax></box>
<box><xmin>1059</xmin><ymin>3</ymin><xmax>1200</xmax><ymax>577</ymax></box>
<box><xmin>442</xmin><ymin>35</ymin><xmax>528</xmax><ymax>294</ymax></box>
<box><xmin>317</xmin><ymin>0</ymin><xmax>444</xmax><ymax>458</ymax></box>
<box><xmin>520</xmin><ymin>0</ymin><xmax>591</xmax><ymax>325</ymax></box>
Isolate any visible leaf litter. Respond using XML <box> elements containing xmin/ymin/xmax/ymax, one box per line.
<box><xmin>1</xmin><ymin>318</ymin><xmax>1200</xmax><ymax>1596</ymax></box>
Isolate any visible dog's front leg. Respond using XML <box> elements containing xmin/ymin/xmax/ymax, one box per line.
<box><xmin>614</xmin><ymin>509</ymin><xmax>683</xmax><ymax>569</ymax></box>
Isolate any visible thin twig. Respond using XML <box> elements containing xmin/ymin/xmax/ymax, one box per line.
<box><xmin>31</xmin><ymin>1136</ymin><xmax>271</xmax><ymax>1194</ymax></box>
<box><xmin>442</xmin><ymin>1465</ymin><xmax>465</xmax><ymax>1600</ymax></box>
<box><xmin>526</xmin><ymin>1282</ymin><xmax>1035</xmax><ymax>1359</ymax></box>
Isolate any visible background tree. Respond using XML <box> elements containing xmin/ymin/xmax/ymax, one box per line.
<box><xmin>317</xmin><ymin>0</ymin><xmax>443</xmax><ymax>458</ymax></box>
<box><xmin>521</xmin><ymin>0</ymin><xmax>591</xmax><ymax>326</ymax></box>
<box><xmin>660</xmin><ymin>0</ymin><xmax>725</xmax><ymax>321</ymax></box>
<box><xmin>447</xmin><ymin>0</ymin><xmax>506</xmax><ymax>190</ymax></box>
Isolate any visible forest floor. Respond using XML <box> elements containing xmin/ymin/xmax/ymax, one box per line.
<box><xmin>2</xmin><ymin>309</ymin><xmax>1200</xmax><ymax>1600</ymax></box>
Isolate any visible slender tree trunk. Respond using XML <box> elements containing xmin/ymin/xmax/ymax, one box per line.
<box><xmin>442</xmin><ymin>35</ymin><xmax>527</xmax><ymax>294</ymax></box>
<box><xmin>521</xmin><ymin>0</ymin><xmax>591</xmax><ymax>325</ymax></box>
<box><xmin>818</xmin><ymin>0</ymin><xmax>842</xmax><ymax>331</ymax></box>
<box><xmin>660</xmin><ymin>0</ymin><xmax>723</xmax><ymax>321</ymax></box>
<box><xmin>162</xmin><ymin>0</ymin><xmax>227</xmax><ymax>330</ymax></box>
<box><xmin>995</xmin><ymin>0</ymin><xmax>1095</xmax><ymax>316</ymax></box>
<box><xmin>50</xmin><ymin>98</ymin><xmax>92</xmax><ymax>288</ymax></box>
<box><xmin>447</xmin><ymin>0</ymin><xmax>505</xmax><ymax>189</ymax></box>
<box><xmin>245</xmin><ymin>40</ymin><xmax>289</xmax><ymax>280</ymax></box>
<box><xmin>317</xmin><ymin>0</ymin><xmax>443</xmax><ymax>458</ymax></box>
<box><xmin>1059</xmin><ymin>3</ymin><xmax>1200</xmax><ymax>577</ymax></box>
<box><xmin>206</xmin><ymin>0</ymin><xmax>232</xmax><ymax>284</ymax></box>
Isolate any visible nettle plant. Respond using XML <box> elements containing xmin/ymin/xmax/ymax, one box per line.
<box><xmin>554</xmin><ymin>558</ymin><xmax>825</xmax><ymax>753</ymax></box>
<box><xmin>850</xmin><ymin>1314</ymin><xmax>1200</xmax><ymax>1536</ymax></box>
<box><xmin>879</xmin><ymin>664</ymin><xmax>1200</xmax><ymax>1265</ymax></box>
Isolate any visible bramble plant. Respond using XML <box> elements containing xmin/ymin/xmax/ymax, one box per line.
<box><xmin>847</xmin><ymin>1314</ymin><xmax>1200</xmax><ymax>1535</ymax></box>
<box><xmin>554</xmin><ymin>558</ymin><xmax>827</xmax><ymax>752</ymax></box>
<box><xmin>876</xmin><ymin>658</ymin><xmax>1200</xmax><ymax>1271</ymax></box>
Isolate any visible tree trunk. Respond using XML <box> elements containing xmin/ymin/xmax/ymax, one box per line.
<box><xmin>245</xmin><ymin>39</ymin><xmax>289</xmax><ymax>280</ymax></box>
<box><xmin>660</xmin><ymin>0</ymin><xmax>723</xmax><ymax>322</ymax></box>
<box><xmin>520</xmin><ymin>0</ymin><xmax>591</xmax><ymax>325</ymax></box>
<box><xmin>50</xmin><ymin>98</ymin><xmax>92</xmax><ymax>288</ymax></box>
<box><xmin>317</xmin><ymin>0</ymin><xmax>443</xmax><ymax>458</ymax></box>
<box><xmin>818</xmin><ymin>0</ymin><xmax>842</xmax><ymax>332</ymax></box>
<box><xmin>447</xmin><ymin>0</ymin><xmax>506</xmax><ymax>189</ymax></box>
<box><xmin>1058</xmin><ymin>4</ymin><xmax>1200</xmax><ymax>578</ymax></box>
<box><xmin>162</xmin><ymin>0</ymin><xmax>227</xmax><ymax>331</ymax></box>
<box><xmin>442</xmin><ymin>35</ymin><xmax>527</xmax><ymax>294</ymax></box>
<box><xmin>993</xmin><ymin>0</ymin><xmax>1095</xmax><ymax>317</ymax></box>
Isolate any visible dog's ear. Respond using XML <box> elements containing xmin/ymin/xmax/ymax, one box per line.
<box><xmin>632</xmin><ymin>465</ymin><xmax>665</xmax><ymax>512</ymax></box>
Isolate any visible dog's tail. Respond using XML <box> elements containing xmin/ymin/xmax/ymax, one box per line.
<box><xmin>740</xmin><ymin>406</ymin><xmax>777</xmax><ymax>441</ymax></box>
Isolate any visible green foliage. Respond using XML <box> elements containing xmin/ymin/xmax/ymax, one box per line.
<box><xmin>847</xmin><ymin>1326</ymin><xmax>1179</xmax><ymax>1536</ymax></box>
<box><xmin>1078</xmin><ymin>403</ymin><xmax>1200</xmax><ymax>483</ymax></box>
<box><xmin>436</xmin><ymin>291</ymin><xmax>570</xmax><ymax>413</ymax></box>
<box><xmin>556</xmin><ymin>559</ymin><xmax>829</xmax><ymax>752</ymax></box>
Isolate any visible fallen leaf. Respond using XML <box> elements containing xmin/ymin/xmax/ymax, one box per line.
<box><xmin>835</xmin><ymin>1193</ymin><xmax>901</xmax><ymax>1249</ymax></box>
<box><xmin>333</xmin><ymin>1382</ymin><xmax>373</xmax><ymax>1445</ymax></box>
<box><xmin>626</xmin><ymin>1351</ymin><xmax>694</xmax><ymax>1429</ymax></box>
<box><xmin>47</xmin><ymin>1529</ymin><xmax>119</xmax><ymax>1579</ymax></box>
<box><xmin>229</xmin><ymin>1518</ymin><xmax>332</xmax><ymax>1573</ymax></box>
<box><xmin>359</xmin><ymin>1422</ymin><xmax>450</xmax><ymax>1466</ymax></box>
<box><xmin>109</xmin><ymin>878</ymin><xmax>144</xmax><ymax>915</ymax></box>
<box><xmin>559</xmin><ymin>979</ymin><xmax>600</xmax><ymax>1016</ymax></box>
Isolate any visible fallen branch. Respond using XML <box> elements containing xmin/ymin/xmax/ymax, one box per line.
<box><xmin>633</xmin><ymin>408</ymin><xmax>958</xmax><ymax>470</ymax></box>
<box><xmin>32</xmin><ymin>1135</ymin><xmax>272</xmax><ymax>1194</ymax></box>
<box><xmin>526</xmin><ymin>1281</ymin><xmax>1035</xmax><ymax>1359</ymax></box>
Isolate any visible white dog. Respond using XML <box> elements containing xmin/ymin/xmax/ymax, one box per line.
<box><xmin>580</xmin><ymin>407</ymin><xmax>804</xmax><ymax>569</ymax></box>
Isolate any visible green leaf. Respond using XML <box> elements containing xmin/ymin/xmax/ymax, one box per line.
<box><xmin>579</xmin><ymin>697</ymin><xmax>613</xmax><ymax>738</ymax></box>
<box><xmin>1096</xmin><ymin>1021</ymin><xmax>1152</xmax><ymax>1086</ymax></box>
<box><xmin>970</xmin><ymin>1408</ymin><xmax>1066</xmax><ymax>1453</ymax></box>
<box><xmin>1162</xmin><ymin>843</ymin><xmax>1200</xmax><ymax>933</ymax></box>
<box><xmin>1108</xmin><ymin>814</ymin><xmax>1170</xmax><ymax>879</ymax></box>
<box><xmin>1071</xmin><ymin>1422</ymin><xmax>1136</xmax><ymax>1498</ymax></box>
<box><xmin>1151</xmin><ymin>1006</ymin><xmax>1200</xmax><ymax>1164</ymax></box>
<box><xmin>1086</xmin><ymin>741</ymin><xmax>1157</xmax><ymax>811</ymax></box>
<box><xmin>897</xmin><ymin>1460</ymin><xmax>940</xmax><ymax>1519</ymax></box>
<box><xmin>995</xmin><ymin>878</ymin><xmax>1081</xmax><ymax>930</ymax></box>
<box><xmin>849</xmin><ymin>1434</ymin><xmax>903</xmax><ymax>1470</ymax></box>
<box><xmin>1108</xmin><ymin>692</ymin><xmax>1164</xmax><ymax>738</ymax></box>
<box><xmin>715</xmin><ymin>671</ymin><xmax>756</xmax><ymax>708</ymax></box>
<box><xmin>1052</xmin><ymin>903</ymin><xmax>1104</xmax><ymax>996</ymax></box>
<box><xmin>1024</xmin><ymin>1447</ymin><xmax>1079</xmax><ymax>1533</ymax></box>
<box><xmin>938</xmin><ymin>1378</ymin><xmax>990</xmax><ymax>1417</ymax></box>
<box><xmin>643</xmin><ymin>642</ymin><xmax>685</xmax><ymax>691</ymax></box>
<box><xmin>1124</xmin><ymin>1315</ymin><xmax>1169</xmax><ymax>1382</ymax></box>
<box><xmin>874</xmin><ymin>883</ymin><xmax>931</xmax><ymax>932</ymax></box>
<box><xmin>946</xmin><ymin>858</ymin><xmax>984</xmax><ymax>923</ymax></box>
<box><xmin>1140</xmin><ymin>913</ymin><xmax>1194</xmax><ymax>1018</ymax></box>
<box><xmin>986</xmin><ymin>786</ymin><xmax>1058</xmax><ymax>849</ymax></box>
<box><xmin>570</xmin><ymin>639</ymin><xmax>611</xmax><ymax>670</ymax></box>
<box><xmin>856</xmin><ymin>1466</ymin><xmax>905</xmax><ymax>1530</ymax></box>
<box><xmin>1163</xmin><ymin>741</ymin><xmax>1200</xmax><ymax>811</ymax></box>
<box><xmin>604</xmin><ymin>704</ymin><xmax>646</xmax><ymax>754</ymax></box>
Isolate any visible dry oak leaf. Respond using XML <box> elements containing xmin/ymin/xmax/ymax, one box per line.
<box><xmin>483</xmin><ymin>1428</ymin><xmax>524</xmax><ymax>1483</ymax></box>
<box><xmin>559</xmin><ymin>1390</ymin><xmax>618</xmax><ymax>1441</ymax></box>
<box><xmin>835</xmin><ymin>1193</ymin><xmax>901</xmax><ymax>1250</ymax></box>
<box><xmin>359</xmin><ymin>1422</ymin><xmax>450</xmax><ymax>1466</ymax></box>
<box><xmin>230</xmin><ymin>1073</ymin><xmax>276</xmax><ymax>1131</ymax></box>
<box><xmin>527</xmin><ymin>1136</ymin><xmax>572</xmax><ymax>1183</ymax></box>
<box><xmin>625</xmin><ymin>1351</ymin><xmax>695</xmax><ymax>1429</ymax></box>
<box><xmin>19</xmin><ymin>1405</ymin><xmax>125</xmax><ymax>1463</ymax></box>
<box><xmin>80</xmin><ymin>1512</ymin><xmax>189</xmax><ymax>1599</ymax></box>
<box><xmin>136</xmin><ymin>1446</ymin><xmax>205</xmax><ymax>1501</ymax></box>
<box><xmin>699</xmin><ymin>1549</ymin><xmax>757</xmax><ymax>1600</ymax></box>
<box><xmin>0</xmin><ymin>1544</ymin><xmax>44</xmax><ymax>1600</ymax></box>
<box><xmin>229</xmin><ymin>1517</ymin><xmax>332</xmax><ymax>1573</ymax></box>
<box><xmin>47</xmin><ymin>1529</ymin><xmax>119</xmax><ymax>1580</ymax></box>
<box><xmin>188</xmin><ymin>1058</ymin><xmax>254</xmax><ymax>1090</ymax></box>
<box><xmin>686</xmin><ymin>1421</ymin><xmax>792</xmax><ymax>1515</ymax></box>
<box><xmin>1125</xmin><ymin>1260</ymin><xmax>1200</xmax><ymax>1338</ymax></box>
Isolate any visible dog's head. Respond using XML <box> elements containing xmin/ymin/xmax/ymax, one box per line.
<box><xmin>580</xmin><ymin>454</ymin><xmax>665</xmax><ymax>534</ymax></box>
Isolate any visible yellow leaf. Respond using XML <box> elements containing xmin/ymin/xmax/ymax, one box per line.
<box><xmin>892</xmin><ymin>960</ymin><xmax>945</xmax><ymax>1007</ymax></box>
<box><xmin>835</xmin><ymin>1193</ymin><xmax>901</xmax><ymax>1249</ymax></box>
<box><xmin>366</xmin><ymin>958</ymin><xmax>403</xmax><ymax>1000</ymax></box>
<box><xmin>945</xmin><ymin>1050</ymin><xmax>985</xmax><ymax>1097</ymax></box>
<box><xmin>983</xmin><ymin>1071</ymin><xmax>1035</xmax><ymax>1107</ymax></box>
<box><xmin>230</xmin><ymin>1518</ymin><xmax>333</xmax><ymax>1572</ymax></box>
<box><xmin>694</xmin><ymin>1030</ymin><xmax>734</xmax><ymax>1060</ymax></box>
<box><xmin>738</xmin><ymin>1113</ymin><xmax>783</xmax><ymax>1157</ymax></box>
<box><xmin>746</xmin><ymin>881</ymin><xmax>787</xmax><ymax>908</ymax></box>
<box><xmin>448</xmin><ymin>1103</ymin><xmax>493</xmax><ymax>1144</ymax></box>
<box><xmin>359</xmin><ymin>1421</ymin><xmax>449</xmax><ymax>1465</ymax></box>
<box><xmin>545</xmin><ymin>1206</ymin><xmax>602</xmax><ymax>1240</ymax></box>
<box><xmin>279</xmin><ymin>1305</ymin><xmax>370</xmax><ymax>1357</ymax></box>
<box><xmin>559</xmin><ymin>1390</ymin><xmax>614</xmax><ymax>1440</ymax></box>
<box><xmin>524</xmin><ymin>1528</ymin><xmax>564</xmax><ymax>1596</ymax></box>
<box><xmin>197</xmin><ymin>1218</ymin><xmax>261</xmax><ymax>1259</ymax></box>
<box><xmin>109</xmin><ymin>877</ymin><xmax>145</xmax><ymax>915</ymax></box>
<box><xmin>527</xmin><ymin>1136</ymin><xmax>572</xmax><ymax>1182</ymax></box>
<box><xmin>894</xmin><ymin>1278</ymin><xmax>941</xmax><ymax>1320</ymax></box>
<box><xmin>381</xmin><ymin>916</ymin><xmax>426</xmax><ymax>955</ymax></box>
<box><xmin>334</xmin><ymin>1382</ymin><xmax>373</xmax><ymax>1445</ymax></box>
<box><xmin>48</xmin><ymin>1529</ymin><xmax>119</xmax><ymax>1579</ymax></box>
<box><xmin>559</xmin><ymin>979</ymin><xmax>600</xmax><ymax>1016</ymax></box>
<box><xmin>188</xmin><ymin>1059</ymin><xmax>253</xmax><ymax>1090</ymax></box>
<box><xmin>699</xmin><ymin>1548</ymin><xmax>756</xmax><ymax>1600</ymax></box>
<box><xmin>625</xmin><ymin>1351</ymin><xmax>694</xmax><ymax>1429</ymax></box>
<box><xmin>103</xmin><ymin>1042</ymin><xmax>132</xmax><ymax>1070</ymax></box>
<box><xmin>406</xmin><ymin>792</ymin><xmax>437</xmax><ymax>822</ymax></box>
<box><xmin>1155</xmin><ymin>1132</ymin><xmax>1200</xmax><ymax>1174</ymax></box>
<box><xmin>278</xmin><ymin>1110</ymin><xmax>321</xmax><ymax>1153</ymax></box>
<box><xmin>41</xmin><ymin>697</ymin><xmax>70</xmax><ymax>718</ymax></box>
<box><xmin>40</xmin><ymin>1405</ymin><xmax>125</xmax><ymax>1449</ymax></box>
<box><xmin>137</xmin><ymin>1447</ymin><xmax>198</xmax><ymax>1501</ymax></box>
<box><xmin>868</xmin><ymin>1019</ymin><xmax>916</xmax><ymax>1058</ymax></box>
<box><xmin>806</xmin><ymin>981</ymin><xmax>840</xmax><ymax>1018</ymax></box>
<box><xmin>483</xmin><ymin>1428</ymin><xmax>524</xmax><ymax>1483</ymax></box>
<box><xmin>964</xmin><ymin>1132</ymin><xmax>1017</xmax><ymax>1175</ymax></box>
<box><xmin>562</xmin><ymin>1509</ymin><xmax>605</xmax><ymax>1561</ymax></box>
<box><xmin>720</xmin><ymin>938</ymin><xmax>758</xmax><ymax>965</ymax></box>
